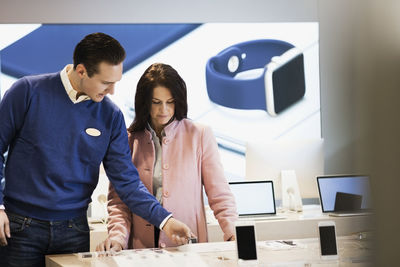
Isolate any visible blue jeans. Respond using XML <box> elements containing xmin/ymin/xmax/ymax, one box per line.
<box><xmin>0</xmin><ymin>212</ymin><xmax>90</xmax><ymax>267</ymax></box>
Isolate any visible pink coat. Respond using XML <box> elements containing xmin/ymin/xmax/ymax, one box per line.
<box><xmin>106</xmin><ymin>119</ymin><xmax>237</xmax><ymax>248</ymax></box>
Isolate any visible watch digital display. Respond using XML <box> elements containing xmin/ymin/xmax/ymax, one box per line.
<box><xmin>272</xmin><ymin>53</ymin><xmax>305</xmax><ymax>114</ymax></box>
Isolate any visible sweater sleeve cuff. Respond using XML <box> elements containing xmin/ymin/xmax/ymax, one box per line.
<box><xmin>159</xmin><ymin>214</ymin><xmax>173</xmax><ymax>230</ymax></box>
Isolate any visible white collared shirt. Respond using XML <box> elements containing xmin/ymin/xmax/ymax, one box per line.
<box><xmin>60</xmin><ymin>64</ymin><xmax>91</xmax><ymax>103</ymax></box>
<box><xmin>147</xmin><ymin>123</ymin><xmax>165</xmax><ymax>204</ymax></box>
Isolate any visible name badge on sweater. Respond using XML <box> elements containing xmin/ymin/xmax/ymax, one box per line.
<box><xmin>85</xmin><ymin>128</ymin><xmax>101</xmax><ymax>137</ymax></box>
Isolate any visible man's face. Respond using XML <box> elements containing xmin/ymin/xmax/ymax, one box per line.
<box><xmin>79</xmin><ymin>62</ymin><xmax>123</xmax><ymax>102</ymax></box>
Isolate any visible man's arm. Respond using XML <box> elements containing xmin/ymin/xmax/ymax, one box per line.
<box><xmin>0</xmin><ymin>78</ymin><xmax>30</xmax><ymax>246</ymax></box>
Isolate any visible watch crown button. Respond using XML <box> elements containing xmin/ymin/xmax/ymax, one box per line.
<box><xmin>227</xmin><ymin>55</ymin><xmax>239</xmax><ymax>73</ymax></box>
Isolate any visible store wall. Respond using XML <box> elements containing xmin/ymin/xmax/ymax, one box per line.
<box><xmin>2</xmin><ymin>0</ymin><xmax>400</xmax><ymax>264</ymax></box>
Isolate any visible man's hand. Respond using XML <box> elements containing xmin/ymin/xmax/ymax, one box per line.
<box><xmin>96</xmin><ymin>238</ymin><xmax>123</xmax><ymax>252</ymax></box>
<box><xmin>0</xmin><ymin>210</ymin><xmax>10</xmax><ymax>246</ymax></box>
<box><xmin>162</xmin><ymin>217</ymin><xmax>194</xmax><ymax>245</ymax></box>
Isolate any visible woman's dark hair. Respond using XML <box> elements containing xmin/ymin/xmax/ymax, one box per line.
<box><xmin>128</xmin><ymin>63</ymin><xmax>188</xmax><ymax>133</ymax></box>
<box><xmin>73</xmin><ymin>32</ymin><xmax>126</xmax><ymax>77</ymax></box>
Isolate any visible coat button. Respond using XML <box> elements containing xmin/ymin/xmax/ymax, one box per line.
<box><xmin>163</xmin><ymin>139</ymin><xmax>168</xmax><ymax>145</ymax></box>
<box><xmin>163</xmin><ymin>163</ymin><xmax>169</xmax><ymax>170</ymax></box>
<box><xmin>164</xmin><ymin>191</ymin><xmax>169</xmax><ymax>197</ymax></box>
<box><xmin>160</xmin><ymin>242</ymin><xmax>166</xmax><ymax>248</ymax></box>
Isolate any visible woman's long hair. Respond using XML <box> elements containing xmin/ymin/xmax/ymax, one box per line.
<box><xmin>128</xmin><ymin>63</ymin><xmax>188</xmax><ymax>133</ymax></box>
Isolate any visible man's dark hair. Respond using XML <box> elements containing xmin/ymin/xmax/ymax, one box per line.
<box><xmin>128</xmin><ymin>63</ymin><xmax>188</xmax><ymax>133</ymax></box>
<box><xmin>73</xmin><ymin>32</ymin><xmax>126</xmax><ymax>77</ymax></box>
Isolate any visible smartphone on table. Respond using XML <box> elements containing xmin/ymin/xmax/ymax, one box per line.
<box><xmin>235</xmin><ymin>221</ymin><xmax>258</xmax><ymax>265</ymax></box>
<box><xmin>318</xmin><ymin>220</ymin><xmax>339</xmax><ymax>260</ymax></box>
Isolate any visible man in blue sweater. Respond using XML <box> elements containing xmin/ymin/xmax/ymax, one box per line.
<box><xmin>0</xmin><ymin>32</ymin><xmax>192</xmax><ymax>266</ymax></box>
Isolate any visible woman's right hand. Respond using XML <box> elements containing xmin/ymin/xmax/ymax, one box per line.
<box><xmin>96</xmin><ymin>238</ymin><xmax>123</xmax><ymax>252</ymax></box>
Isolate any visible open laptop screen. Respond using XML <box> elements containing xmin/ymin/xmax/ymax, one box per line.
<box><xmin>229</xmin><ymin>181</ymin><xmax>276</xmax><ymax>216</ymax></box>
<box><xmin>317</xmin><ymin>175</ymin><xmax>372</xmax><ymax>213</ymax></box>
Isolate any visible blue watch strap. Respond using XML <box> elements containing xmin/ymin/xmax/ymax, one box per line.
<box><xmin>205</xmin><ymin>39</ymin><xmax>294</xmax><ymax>110</ymax></box>
<box><xmin>1</xmin><ymin>24</ymin><xmax>200</xmax><ymax>78</ymax></box>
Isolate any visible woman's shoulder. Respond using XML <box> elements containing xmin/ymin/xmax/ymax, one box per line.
<box><xmin>179</xmin><ymin>118</ymin><xmax>209</xmax><ymax>131</ymax></box>
<box><xmin>177</xmin><ymin>119</ymin><xmax>214</xmax><ymax>141</ymax></box>
<box><xmin>127</xmin><ymin>129</ymin><xmax>150</xmax><ymax>141</ymax></box>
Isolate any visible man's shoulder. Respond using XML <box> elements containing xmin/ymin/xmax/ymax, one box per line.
<box><xmin>6</xmin><ymin>72</ymin><xmax>61</xmax><ymax>99</ymax></box>
<box><xmin>101</xmin><ymin>96</ymin><xmax>122</xmax><ymax>114</ymax></box>
<box><xmin>23</xmin><ymin>72</ymin><xmax>60</xmax><ymax>84</ymax></box>
<box><xmin>19</xmin><ymin>72</ymin><xmax>62</xmax><ymax>94</ymax></box>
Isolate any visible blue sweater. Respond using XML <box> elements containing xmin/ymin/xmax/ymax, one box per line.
<box><xmin>0</xmin><ymin>72</ymin><xmax>170</xmax><ymax>225</ymax></box>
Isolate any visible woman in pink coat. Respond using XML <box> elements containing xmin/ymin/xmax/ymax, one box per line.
<box><xmin>97</xmin><ymin>63</ymin><xmax>237</xmax><ymax>251</ymax></box>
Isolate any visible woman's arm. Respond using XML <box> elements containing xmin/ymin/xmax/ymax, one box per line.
<box><xmin>104</xmin><ymin>183</ymin><xmax>133</xmax><ymax>249</ymax></box>
<box><xmin>200</xmin><ymin>126</ymin><xmax>238</xmax><ymax>241</ymax></box>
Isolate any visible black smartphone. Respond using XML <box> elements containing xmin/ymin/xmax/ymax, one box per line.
<box><xmin>235</xmin><ymin>222</ymin><xmax>258</xmax><ymax>263</ymax></box>
<box><xmin>318</xmin><ymin>221</ymin><xmax>339</xmax><ymax>260</ymax></box>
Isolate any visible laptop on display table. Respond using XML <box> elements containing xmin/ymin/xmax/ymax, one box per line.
<box><xmin>317</xmin><ymin>174</ymin><xmax>373</xmax><ymax>217</ymax></box>
<box><xmin>229</xmin><ymin>180</ymin><xmax>286</xmax><ymax>221</ymax></box>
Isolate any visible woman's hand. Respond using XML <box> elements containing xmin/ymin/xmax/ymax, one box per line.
<box><xmin>96</xmin><ymin>238</ymin><xmax>123</xmax><ymax>252</ymax></box>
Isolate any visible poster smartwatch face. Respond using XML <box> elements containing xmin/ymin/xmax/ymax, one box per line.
<box><xmin>265</xmin><ymin>48</ymin><xmax>306</xmax><ymax>116</ymax></box>
<box><xmin>205</xmin><ymin>39</ymin><xmax>306</xmax><ymax>116</ymax></box>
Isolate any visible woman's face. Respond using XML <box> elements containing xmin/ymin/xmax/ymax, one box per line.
<box><xmin>150</xmin><ymin>86</ymin><xmax>175</xmax><ymax>132</ymax></box>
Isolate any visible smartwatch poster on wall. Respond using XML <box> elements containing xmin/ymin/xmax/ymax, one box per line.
<box><xmin>0</xmin><ymin>23</ymin><xmax>319</xmax><ymax>180</ymax></box>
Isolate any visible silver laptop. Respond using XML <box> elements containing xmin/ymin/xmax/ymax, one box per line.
<box><xmin>229</xmin><ymin>180</ymin><xmax>286</xmax><ymax>221</ymax></box>
<box><xmin>317</xmin><ymin>174</ymin><xmax>373</xmax><ymax>217</ymax></box>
